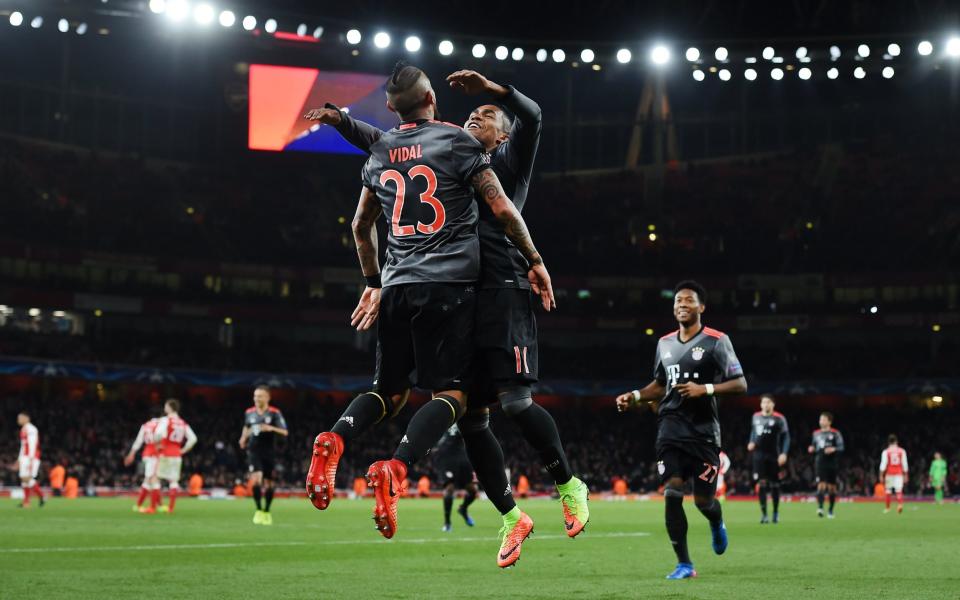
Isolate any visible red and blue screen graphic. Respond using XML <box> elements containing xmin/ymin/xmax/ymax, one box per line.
<box><xmin>248</xmin><ymin>65</ymin><xmax>393</xmax><ymax>154</ymax></box>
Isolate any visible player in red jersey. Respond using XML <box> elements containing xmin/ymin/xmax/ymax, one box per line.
<box><xmin>150</xmin><ymin>399</ymin><xmax>197</xmax><ymax>514</ymax></box>
<box><xmin>124</xmin><ymin>416</ymin><xmax>161</xmax><ymax>512</ymax></box>
<box><xmin>879</xmin><ymin>434</ymin><xmax>909</xmax><ymax>514</ymax></box>
<box><xmin>716</xmin><ymin>451</ymin><xmax>731</xmax><ymax>502</ymax></box>
<box><xmin>14</xmin><ymin>412</ymin><xmax>44</xmax><ymax>508</ymax></box>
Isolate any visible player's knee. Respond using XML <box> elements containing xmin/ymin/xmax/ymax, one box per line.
<box><xmin>497</xmin><ymin>385</ymin><xmax>533</xmax><ymax>417</ymax></box>
<box><xmin>693</xmin><ymin>494</ymin><xmax>715</xmax><ymax>509</ymax></box>
<box><xmin>664</xmin><ymin>478</ymin><xmax>685</xmax><ymax>496</ymax></box>
<box><xmin>458</xmin><ymin>409</ymin><xmax>490</xmax><ymax>434</ymax></box>
<box><xmin>434</xmin><ymin>393</ymin><xmax>466</xmax><ymax>422</ymax></box>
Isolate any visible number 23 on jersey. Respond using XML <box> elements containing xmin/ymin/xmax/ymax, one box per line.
<box><xmin>380</xmin><ymin>165</ymin><xmax>446</xmax><ymax>237</ymax></box>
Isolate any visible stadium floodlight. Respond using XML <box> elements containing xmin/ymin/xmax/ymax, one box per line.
<box><xmin>745</xmin><ymin>56</ymin><xmax>757</xmax><ymax>63</ymax></box>
<box><xmin>149</xmin><ymin>0</ymin><xmax>166</xmax><ymax>14</ymax></box>
<box><xmin>616</xmin><ymin>48</ymin><xmax>632</xmax><ymax>63</ymax></box>
<box><xmin>685</xmin><ymin>47</ymin><xmax>700</xmax><ymax>62</ymax></box>
<box><xmin>76</xmin><ymin>22</ymin><xmax>88</xmax><ymax>35</ymax></box>
<box><xmin>373</xmin><ymin>31</ymin><xmax>390</xmax><ymax>49</ymax></box>
<box><xmin>405</xmin><ymin>36</ymin><xmax>422</xmax><ymax>52</ymax></box>
<box><xmin>714</xmin><ymin>46</ymin><xmax>728</xmax><ymax>61</ymax></box>
<box><xmin>948</xmin><ymin>37</ymin><xmax>960</xmax><ymax>57</ymax></box>
<box><xmin>772</xmin><ymin>56</ymin><xmax>784</xmax><ymax>63</ymax></box>
<box><xmin>771</xmin><ymin>67</ymin><xmax>784</xmax><ymax>80</ymax></box>
<box><xmin>651</xmin><ymin>45</ymin><xmax>670</xmax><ymax>65</ymax></box>
<box><xmin>827</xmin><ymin>67</ymin><xmax>839</xmax><ymax>79</ymax></box>
<box><xmin>511</xmin><ymin>47</ymin><xmax>523</xmax><ymax>61</ymax></box>
<box><xmin>580</xmin><ymin>48</ymin><xmax>595</xmax><ymax>63</ymax></box>
<box><xmin>882</xmin><ymin>66</ymin><xmax>895</xmax><ymax>79</ymax></box>
<box><xmin>718</xmin><ymin>68</ymin><xmax>731</xmax><ymax>81</ymax></box>
<box><xmin>438</xmin><ymin>40</ymin><xmax>453</xmax><ymax>55</ymax></box>
<box><xmin>857</xmin><ymin>44</ymin><xmax>870</xmax><ymax>57</ymax></box>
<box><xmin>28</xmin><ymin>308</ymin><xmax>41</xmax><ymax>317</ymax></box>
<box><xmin>312</xmin><ymin>26</ymin><xmax>323</xmax><ymax>39</ymax></box>
<box><xmin>692</xmin><ymin>69</ymin><xmax>705</xmax><ymax>81</ymax></box>
<box><xmin>193</xmin><ymin>4</ymin><xmax>214</xmax><ymax>26</ymax></box>
<box><xmin>870</xmin><ymin>305</ymin><xmax>878</xmax><ymax>314</ymax></box>
<box><xmin>264</xmin><ymin>18</ymin><xmax>277</xmax><ymax>33</ymax></box>
<box><xmin>297</xmin><ymin>23</ymin><xmax>307</xmax><ymax>37</ymax></box>
<box><xmin>166</xmin><ymin>0</ymin><xmax>189</xmax><ymax>21</ymax></box>
<box><xmin>744</xmin><ymin>68</ymin><xmax>757</xmax><ymax>81</ymax></box>
<box><xmin>495</xmin><ymin>45</ymin><xmax>509</xmax><ymax>60</ymax></box>
<box><xmin>31</xmin><ymin>16</ymin><xmax>43</xmax><ymax>28</ymax></box>
<box><xmin>829</xmin><ymin>45</ymin><xmax>841</xmax><ymax>59</ymax></box>
<box><xmin>219</xmin><ymin>10</ymin><xmax>235</xmax><ymax>27</ymax></box>
<box><xmin>472</xmin><ymin>43</ymin><xmax>486</xmax><ymax>58</ymax></box>
<box><xmin>762</xmin><ymin>46</ymin><xmax>775</xmax><ymax>60</ymax></box>
<box><xmin>795</xmin><ymin>46</ymin><xmax>808</xmax><ymax>59</ymax></box>
<box><xmin>854</xmin><ymin>66</ymin><xmax>866</xmax><ymax>79</ymax></box>
<box><xmin>917</xmin><ymin>40</ymin><xmax>933</xmax><ymax>56</ymax></box>
<box><xmin>798</xmin><ymin>67</ymin><xmax>811</xmax><ymax>80</ymax></box>
<box><xmin>58</xmin><ymin>18</ymin><xmax>69</xmax><ymax>32</ymax></box>
<box><xmin>242</xmin><ymin>15</ymin><xmax>256</xmax><ymax>30</ymax></box>
<box><xmin>536</xmin><ymin>49</ymin><xmax>548</xmax><ymax>62</ymax></box>
<box><xmin>887</xmin><ymin>43</ymin><xmax>901</xmax><ymax>57</ymax></box>
<box><xmin>346</xmin><ymin>28</ymin><xmax>361</xmax><ymax>44</ymax></box>
<box><xmin>552</xmin><ymin>49</ymin><xmax>565</xmax><ymax>62</ymax></box>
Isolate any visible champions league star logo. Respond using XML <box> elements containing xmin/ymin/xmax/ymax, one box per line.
<box><xmin>31</xmin><ymin>362</ymin><xmax>68</xmax><ymax>378</ymax></box>
<box><xmin>135</xmin><ymin>369</ymin><xmax>176</xmax><ymax>384</ymax></box>
<box><xmin>691</xmin><ymin>347</ymin><xmax>705</xmax><ymax>361</ymax></box>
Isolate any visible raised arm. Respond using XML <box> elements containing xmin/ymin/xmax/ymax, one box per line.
<box><xmin>470</xmin><ymin>168</ymin><xmax>554</xmax><ymax>310</ymax></box>
<box><xmin>304</xmin><ymin>103</ymin><xmax>384</xmax><ymax>154</ymax></box>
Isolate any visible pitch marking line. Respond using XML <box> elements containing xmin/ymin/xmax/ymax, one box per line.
<box><xmin>0</xmin><ymin>531</ymin><xmax>650</xmax><ymax>554</ymax></box>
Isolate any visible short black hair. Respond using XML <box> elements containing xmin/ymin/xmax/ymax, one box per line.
<box><xmin>821</xmin><ymin>411</ymin><xmax>833</xmax><ymax>423</ymax></box>
<box><xmin>386</xmin><ymin>61</ymin><xmax>429</xmax><ymax>118</ymax></box>
<box><xmin>888</xmin><ymin>434</ymin><xmax>898</xmax><ymax>444</ymax></box>
<box><xmin>18</xmin><ymin>411</ymin><xmax>29</xmax><ymax>418</ymax></box>
<box><xmin>674</xmin><ymin>280</ymin><xmax>707</xmax><ymax>303</ymax></box>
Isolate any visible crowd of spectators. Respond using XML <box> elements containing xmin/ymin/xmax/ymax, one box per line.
<box><xmin>2</xmin><ymin>393</ymin><xmax>956</xmax><ymax>500</ymax></box>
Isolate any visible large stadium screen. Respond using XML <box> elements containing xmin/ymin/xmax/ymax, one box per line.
<box><xmin>247</xmin><ymin>64</ymin><xmax>393</xmax><ymax>154</ymax></box>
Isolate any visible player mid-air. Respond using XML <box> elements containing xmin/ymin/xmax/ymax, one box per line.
<box><xmin>808</xmin><ymin>412</ymin><xmax>844</xmax><ymax>518</ymax></box>
<box><xmin>151</xmin><ymin>399</ymin><xmax>197</xmax><ymax>514</ymax></box>
<box><xmin>15</xmin><ymin>412</ymin><xmax>44</xmax><ymax>508</ymax></box>
<box><xmin>616</xmin><ymin>280</ymin><xmax>747</xmax><ymax>580</ymax></box>
<box><xmin>747</xmin><ymin>394</ymin><xmax>790</xmax><ymax>523</ymax></box>
<box><xmin>879</xmin><ymin>434</ymin><xmax>908</xmax><ymax>514</ymax></box>
<box><xmin>239</xmin><ymin>386</ymin><xmax>288</xmax><ymax>525</ymax></box>
<box><xmin>434</xmin><ymin>425</ymin><xmax>478</xmax><ymax>532</ymax></box>
<box><xmin>123</xmin><ymin>414</ymin><xmax>161</xmax><ymax>512</ymax></box>
<box><xmin>305</xmin><ymin>63</ymin><xmax>554</xmax><ymax>567</ymax></box>
<box><xmin>305</xmin><ymin>68</ymin><xmax>590</xmax><ymax>539</ymax></box>
<box><xmin>929</xmin><ymin>451</ymin><xmax>947</xmax><ymax>505</ymax></box>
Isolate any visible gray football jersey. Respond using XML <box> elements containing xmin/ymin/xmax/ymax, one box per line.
<box><xmin>653</xmin><ymin>326</ymin><xmax>743</xmax><ymax>448</ymax></box>
<box><xmin>361</xmin><ymin>120</ymin><xmax>490</xmax><ymax>286</ymax></box>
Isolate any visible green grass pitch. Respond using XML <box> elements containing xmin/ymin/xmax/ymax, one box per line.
<box><xmin>2</xmin><ymin>496</ymin><xmax>957</xmax><ymax>599</ymax></box>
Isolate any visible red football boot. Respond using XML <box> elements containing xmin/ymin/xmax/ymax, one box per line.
<box><xmin>306</xmin><ymin>432</ymin><xmax>344</xmax><ymax>510</ymax></box>
<box><xmin>497</xmin><ymin>512</ymin><xmax>534</xmax><ymax>568</ymax></box>
<box><xmin>366</xmin><ymin>459</ymin><xmax>408</xmax><ymax>539</ymax></box>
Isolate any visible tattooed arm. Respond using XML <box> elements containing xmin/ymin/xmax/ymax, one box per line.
<box><xmin>471</xmin><ymin>168</ymin><xmax>555</xmax><ymax>310</ymax></box>
<box><xmin>350</xmin><ymin>186</ymin><xmax>384</xmax><ymax>331</ymax></box>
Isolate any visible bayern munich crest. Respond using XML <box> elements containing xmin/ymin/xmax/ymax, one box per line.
<box><xmin>691</xmin><ymin>347</ymin><xmax>705</xmax><ymax>361</ymax></box>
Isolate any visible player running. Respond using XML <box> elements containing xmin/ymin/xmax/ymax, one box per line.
<box><xmin>716</xmin><ymin>450</ymin><xmax>731</xmax><ymax>502</ymax></box>
<box><xmin>305</xmin><ymin>64</ymin><xmax>554</xmax><ymax>567</ymax></box>
<box><xmin>747</xmin><ymin>394</ymin><xmax>790</xmax><ymax>523</ymax></box>
<box><xmin>123</xmin><ymin>415</ymin><xmax>161</xmax><ymax>512</ymax></box>
<box><xmin>14</xmin><ymin>412</ymin><xmax>44</xmax><ymax>508</ymax></box>
<box><xmin>808</xmin><ymin>412</ymin><xmax>844</xmax><ymax>518</ymax></box>
<box><xmin>239</xmin><ymin>385</ymin><xmax>288</xmax><ymax>525</ymax></box>
<box><xmin>879</xmin><ymin>434</ymin><xmax>908</xmax><ymax>514</ymax></box>
<box><xmin>616</xmin><ymin>280</ymin><xmax>747</xmax><ymax>580</ymax></box>
<box><xmin>929</xmin><ymin>451</ymin><xmax>947</xmax><ymax>505</ymax></box>
<box><xmin>434</xmin><ymin>425</ymin><xmax>478</xmax><ymax>532</ymax></box>
<box><xmin>306</xmin><ymin>67</ymin><xmax>589</xmax><ymax>544</ymax></box>
<box><xmin>151</xmin><ymin>399</ymin><xmax>197</xmax><ymax>514</ymax></box>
